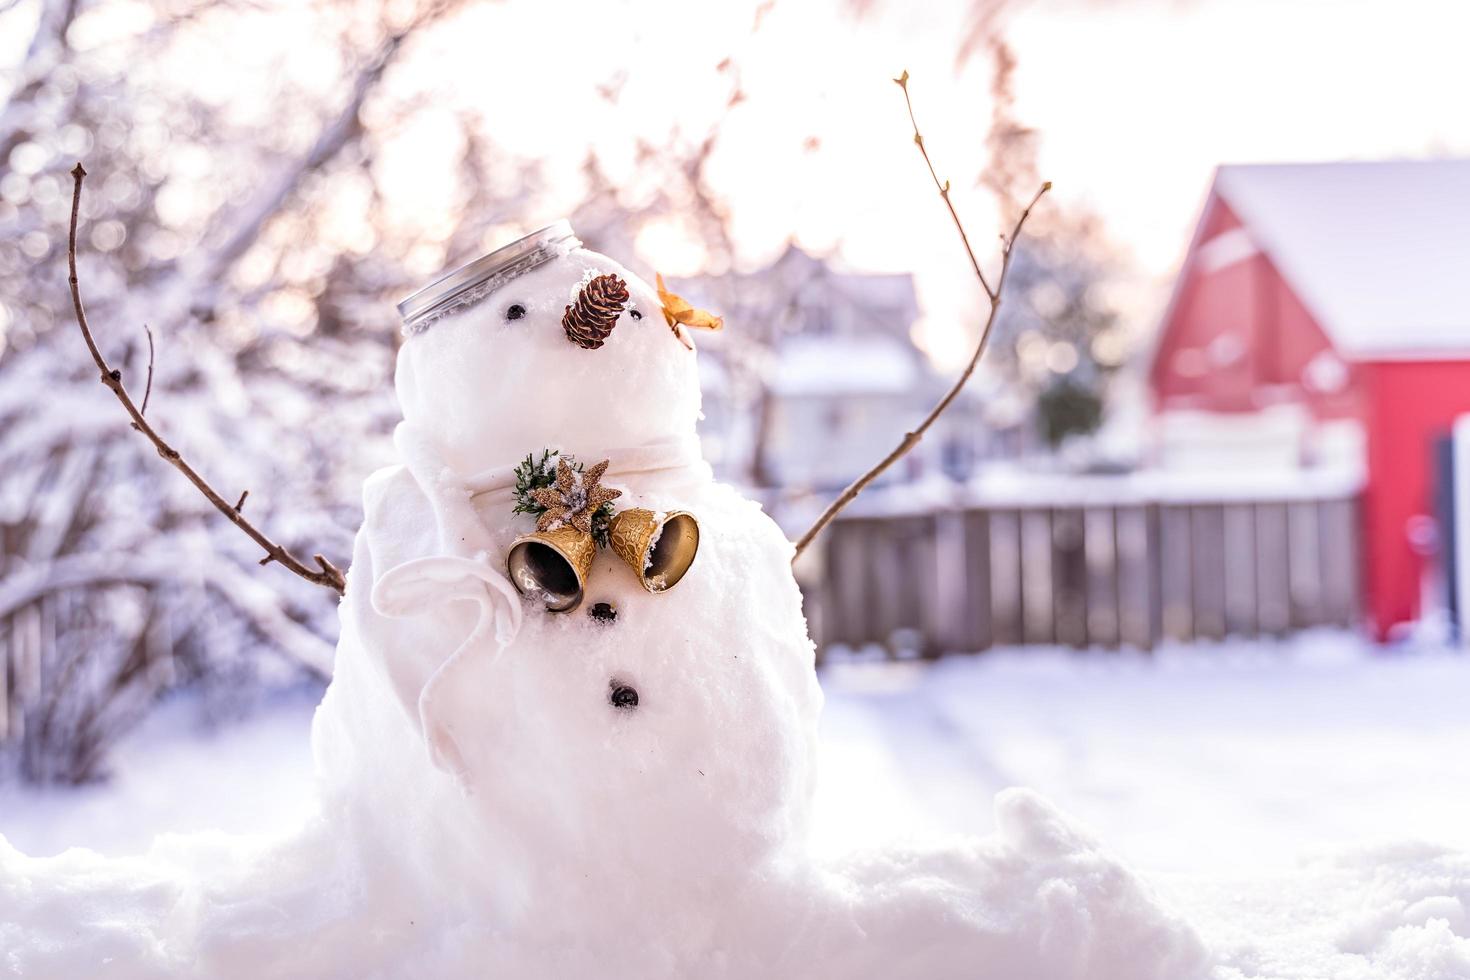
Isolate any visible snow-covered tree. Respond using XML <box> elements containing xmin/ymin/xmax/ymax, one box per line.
<box><xmin>0</xmin><ymin>0</ymin><xmax>788</xmax><ymax>784</ymax></box>
<box><xmin>0</xmin><ymin>0</ymin><xmax>493</xmax><ymax>783</ymax></box>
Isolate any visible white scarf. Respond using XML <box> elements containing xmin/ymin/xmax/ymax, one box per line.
<box><xmin>368</xmin><ymin>421</ymin><xmax>708</xmax><ymax>786</ymax></box>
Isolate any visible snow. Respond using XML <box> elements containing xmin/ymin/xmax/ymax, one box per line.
<box><xmin>815</xmin><ymin>633</ymin><xmax>1470</xmax><ymax>872</ymax></box>
<box><xmin>1</xmin><ymin>690</ymin><xmax>321</xmax><ymax>858</ymax></box>
<box><xmin>1211</xmin><ymin>159</ymin><xmax>1470</xmax><ymax>358</ymax></box>
<box><xmin>1</xmin><ymin>235</ymin><xmax>1455</xmax><ymax>978</ymax></box>
<box><xmin>0</xmin><ymin>241</ymin><xmax>1208</xmax><ymax>978</ymax></box>
<box><xmin>820</xmin><ymin>460</ymin><xmax>1364</xmax><ymax>525</ymax></box>
<box><xmin>1182</xmin><ymin>845</ymin><xmax>1470</xmax><ymax>980</ymax></box>
<box><xmin>818</xmin><ymin>633</ymin><xmax>1470</xmax><ymax>979</ymax></box>
<box><xmin>1152</xmin><ymin>404</ymin><xmax>1316</xmax><ymax>474</ymax></box>
<box><xmin>4</xmin><ymin>630</ymin><xmax>1469</xmax><ymax>977</ymax></box>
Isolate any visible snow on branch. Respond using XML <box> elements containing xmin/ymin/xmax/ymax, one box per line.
<box><xmin>66</xmin><ymin>163</ymin><xmax>348</xmax><ymax>597</ymax></box>
<box><xmin>0</xmin><ymin>550</ymin><xmax>336</xmax><ymax>677</ymax></box>
<box><xmin>791</xmin><ymin>71</ymin><xmax>1050</xmax><ymax>561</ymax></box>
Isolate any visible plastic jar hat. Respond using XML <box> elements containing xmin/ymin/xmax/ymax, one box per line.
<box><xmin>395</xmin><ymin>220</ymin><xmax>580</xmax><ymax>336</ymax></box>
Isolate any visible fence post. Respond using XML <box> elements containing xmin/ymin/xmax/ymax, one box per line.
<box><xmin>1052</xmin><ymin>507</ymin><xmax>1088</xmax><ymax>648</ymax></box>
<box><xmin>954</xmin><ymin>508</ymin><xmax>993</xmax><ymax>653</ymax></box>
<box><xmin>1145</xmin><ymin>503</ymin><xmax>1163</xmax><ymax>651</ymax></box>
<box><xmin>1022</xmin><ymin>509</ymin><xmax>1055</xmax><ymax>645</ymax></box>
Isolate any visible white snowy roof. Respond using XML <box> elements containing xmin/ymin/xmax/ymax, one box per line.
<box><xmin>769</xmin><ymin>333</ymin><xmax>920</xmax><ymax>396</ymax></box>
<box><xmin>1211</xmin><ymin>160</ymin><xmax>1470</xmax><ymax>358</ymax></box>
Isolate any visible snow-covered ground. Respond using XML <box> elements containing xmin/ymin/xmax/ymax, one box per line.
<box><xmin>815</xmin><ymin>632</ymin><xmax>1470</xmax><ymax>978</ymax></box>
<box><xmin>4</xmin><ymin>629</ymin><xmax>1469</xmax><ymax>978</ymax></box>
<box><xmin>1</xmin><ymin>688</ymin><xmax>322</xmax><ymax>859</ymax></box>
<box><xmin>814</xmin><ymin>631</ymin><xmax>1470</xmax><ymax>873</ymax></box>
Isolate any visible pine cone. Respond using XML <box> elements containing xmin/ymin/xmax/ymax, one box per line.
<box><xmin>562</xmin><ymin>274</ymin><xmax>630</xmax><ymax>350</ymax></box>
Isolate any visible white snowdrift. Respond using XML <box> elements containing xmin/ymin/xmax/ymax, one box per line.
<box><xmin>1184</xmin><ymin>843</ymin><xmax>1470</xmax><ymax>980</ymax></box>
<box><xmin>0</xmin><ymin>788</ymin><xmax>1204</xmax><ymax>979</ymax></box>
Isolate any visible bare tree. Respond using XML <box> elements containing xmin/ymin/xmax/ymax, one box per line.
<box><xmin>0</xmin><ymin>0</ymin><xmax>481</xmax><ymax>783</ymax></box>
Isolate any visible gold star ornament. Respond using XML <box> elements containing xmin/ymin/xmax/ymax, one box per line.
<box><xmin>657</xmin><ymin>273</ymin><xmax>724</xmax><ymax>351</ymax></box>
<box><xmin>530</xmin><ymin>458</ymin><xmax>622</xmax><ymax>534</ymax></box>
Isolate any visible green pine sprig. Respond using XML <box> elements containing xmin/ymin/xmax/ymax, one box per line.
<box><xmin>511</xmin><ymin>448</ymin><xmax>559</xmax><ymax>517</ymax></box>
<box><xmin>511</xmin><ymin>448</ymin><xmax>615</xmax><ymax>548</ymax></box>
<box><xmin>589</xmin><ymin>503</ymin><xmax>614</xmax><ymax>548</ymax></box>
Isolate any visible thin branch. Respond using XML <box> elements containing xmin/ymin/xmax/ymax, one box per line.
<box><xmin>138</xmin><ymin>322</ymin><xmax>155</xmax><ymax>416</ymax></box>
<box><xmin>790</xmin><ymin>75</ymin><xmax>1049</xmax><ymax>561</ymax></box>
<box><xmin>67</xmin><ymin>163</ymin><xmax>347</xmax><ymax>596</ymax></box>
<box><xmin>892</xmin><ymin>69</ymin><xmax>995</xmax><ymax>300</ymax></box>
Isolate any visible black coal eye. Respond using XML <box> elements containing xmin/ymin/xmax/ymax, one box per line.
<box><xmin>589</xmin><ymin>602</ymin><xmax>617</xmax><ymax>623</ymax></box>
<box><xmin>506</xmin><ymin>304</ymin><xmax>526</xmax><ymax>321</ymax></box>
<box><xmin>610</xmin><ymin>683</ymin><xmax>638</xmax><ymax>709</ymax></box>
<box><xmin>629</xmin><ymin>309</ymin><xmax>642</xmax><ymax>320</ymax></box>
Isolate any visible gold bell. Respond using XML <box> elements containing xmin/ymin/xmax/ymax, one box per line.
<box><xmin>505</xmin><ymin>525</ymin><xmax>597</xmax><ymax>612</ymax></box>
<box><xmin>608</xmin><ymin>509</ymin><xmax>700</xmax><ymax>594</ymax></box>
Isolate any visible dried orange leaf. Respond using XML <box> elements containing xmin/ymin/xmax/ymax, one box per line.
<box><xmin>656</xmin><ymin>273</ymin><xmax>724</xmax><ymax>349</ymax></box>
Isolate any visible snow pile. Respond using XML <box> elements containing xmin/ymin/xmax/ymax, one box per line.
<box><xmin>1337</xmin><ymin>844</ymin><xmax>1470</xmax><ymax>976</ymax></box>
<box><xmin>1186</xmin><ymin>843</ymin><xmax>1470</xmax><ymax>979</ymax></box>
<box><xmin>815</xmin><ymin>639</ymin><xmax>1470</xmax><ymax>979</ymax></box>
<box><xmin>807</xmin><ymin>789</ymin><xmax>1205</xmax><ymax>979</ymax></box>
<box><xmin>0</xmin><ymin>241</ymin><xmax>1204</xmax><ymax>977</ymax></box>
<box><xmin>12</xmin><ymin>629</ymin><xmax>1470</xmax><ymax>978</ymax></box>
<box><xmin>0</xmin><ymin>789</ymin><xmax>1204</xmax><ymax>979</ymax></box>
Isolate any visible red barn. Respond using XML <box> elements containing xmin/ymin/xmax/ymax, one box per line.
<box><xmin>1149</xmin><ymin>160</ymin><xmax>1470</xmax><ymax>641</ymax></box>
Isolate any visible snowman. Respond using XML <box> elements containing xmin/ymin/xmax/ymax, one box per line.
<box><xmin>308</xmin><ymin>221</ymin><xmax>828</xmax><ymax>946</ymax></box>
<box><xmin>0</xmin><ymin>224</ymin><xmax>1205</xmax><ymax>979</ymax></box>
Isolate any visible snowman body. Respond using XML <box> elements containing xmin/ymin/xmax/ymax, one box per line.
<box><xmin>309</xmin><ymin>242</ymin><xmax>825</xmax><ymax>942</ymax></box>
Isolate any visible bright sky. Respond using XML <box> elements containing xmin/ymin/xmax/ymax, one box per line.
<box><xmin>396</xmin><ymin>0</ymin><xmax>1470</xmax><ymax>367</ymax></box>
<box><xmin>9</xmin><ymin>0</ymin><xmax>1468</xmax><ymax>366</ymax></box>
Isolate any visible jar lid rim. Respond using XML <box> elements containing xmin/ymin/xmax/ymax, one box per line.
<box><xmin>396</xmin><ymin>220</ymin><xmax>580</xmax><ymax>331</ymax></box>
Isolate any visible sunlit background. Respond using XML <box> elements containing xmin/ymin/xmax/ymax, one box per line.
<box><xmin>4</xmin><ymin>0</ymin><xmax>1470</xmax><ymax>971</ymax></box>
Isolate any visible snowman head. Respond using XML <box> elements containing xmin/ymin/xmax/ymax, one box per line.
<box><xmin>394</xmin><ymin>223</ymin><xmax>703</xmax><ymax>476</ymax></box>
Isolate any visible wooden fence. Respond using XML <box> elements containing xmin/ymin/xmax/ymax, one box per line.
<box><xmin>809</xmin><ymin>489</ymin><xmax>1361</xmax><ymax>659</ymax></box>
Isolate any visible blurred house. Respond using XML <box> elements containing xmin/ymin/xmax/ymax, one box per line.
<box><xmin>763</xmin><ymin>330</ymin><xmax>924</xmax><ymax>489</ymax></box>
<box><xmin>696</xmin><ymin>246</ymin><xmax>958</xmax><ymax>491</ymax></box>
<box><xmin>1148</xmin><ymin>159</ymin><xmax>1470</xmax><ymax>640</ymax></box>
<box><xmin>747</xmin><ymin>244</ymin><xmax>921</xmax><ymax>337</ymax></box>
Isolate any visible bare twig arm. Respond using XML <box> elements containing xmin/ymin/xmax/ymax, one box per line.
<box><xmin>893</xmin><ymin>69</ymin><xmax>996</xmax><ymax>300</ymax></box>
<box><xmin>790</xmin><ymin>76</ymin><xmax>1050</xmax><ymax>561</ymax></box>
<box><xmin>67</xmin><ymin>163</ymin><xmax>347</xmax><ymax>596</ymax></box>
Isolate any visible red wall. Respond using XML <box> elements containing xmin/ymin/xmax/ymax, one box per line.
<box><xmin>1151</xmin><ymin>198</ymin><xmax>1361</xmax><ymax>420</ymax></box>
<box><xmin>1150</xmin><ymin>202</ymin><xmax>1254</xmax><ymax>409</ymax></box>
<box><xmin>1359</xmin><ymin>360</ymin><xmax>1470</xmax><ymax>639</ymax></box>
